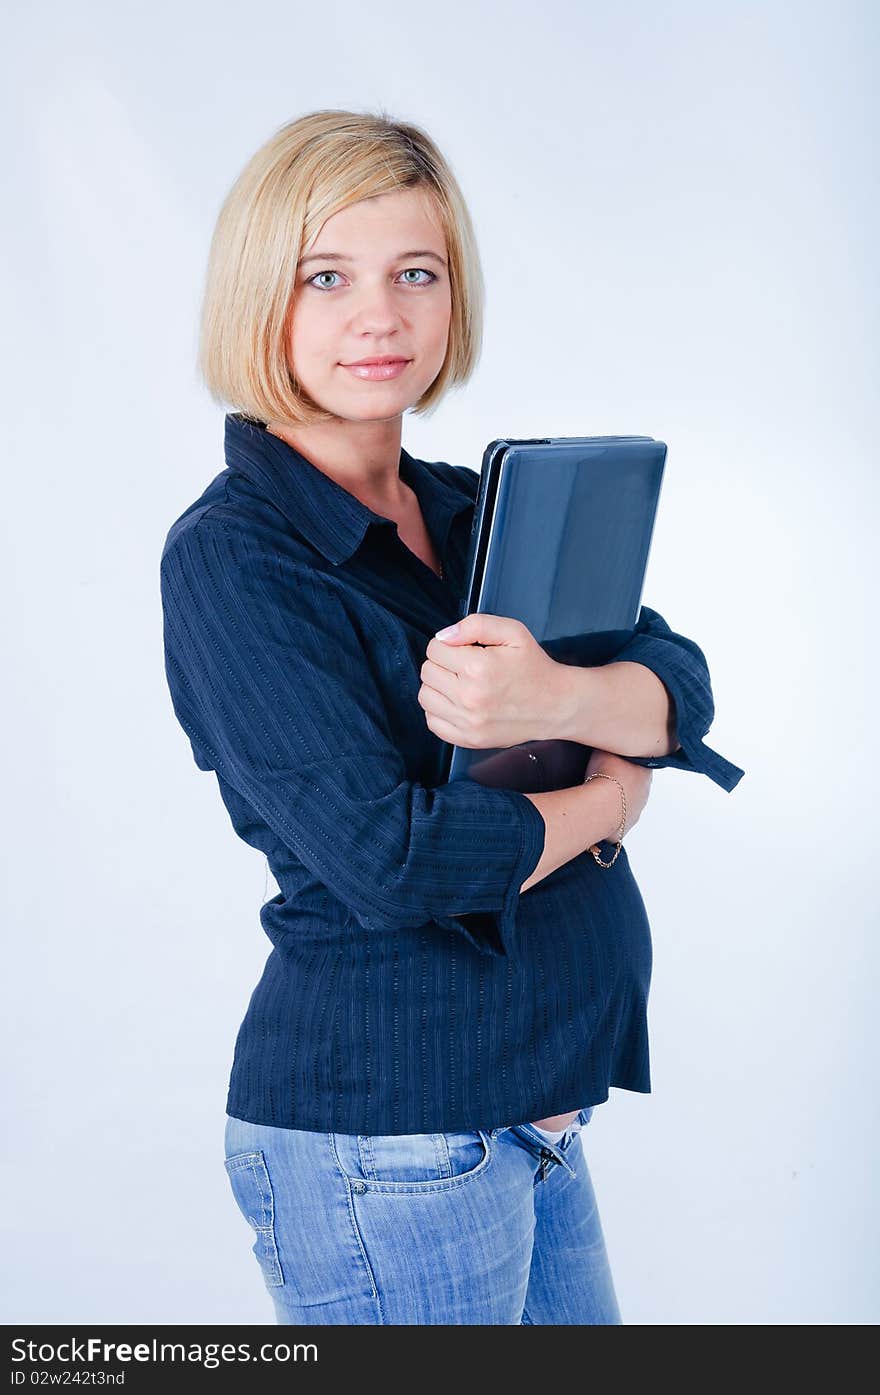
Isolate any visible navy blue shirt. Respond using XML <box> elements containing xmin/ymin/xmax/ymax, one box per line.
<box><xmin>160</xmin><ymin>413</ymin><xmax>745</xmax><ymax>1134</ymax></box>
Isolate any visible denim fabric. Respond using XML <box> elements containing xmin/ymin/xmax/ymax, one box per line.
<box><xmin>222</xmin><ymin>1104</ymin><xmax>621</xmax><ymax>1325</ymax></box>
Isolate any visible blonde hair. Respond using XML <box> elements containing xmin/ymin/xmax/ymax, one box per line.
<box><xmin>197</xmin><ymin>109</ymin><xmax>485</xmax><ymax>426</ymax></box>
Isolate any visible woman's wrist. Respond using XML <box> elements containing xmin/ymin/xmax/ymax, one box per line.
<box><xmin>582</xmin><ymin>771</ymin><xmax>627</xmax><ymax>868</ymax></box>
<box><xmin>579</xmin><ymin>774</ymin><xmax>622</xmax><ymax>844</ymax></box>
<box><xmin>520</xmin><ymin>777</ymin><xmax>625</xmax><ymax>894</ymax></box>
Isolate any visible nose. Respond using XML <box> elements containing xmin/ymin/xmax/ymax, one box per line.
<box><xmin>349</xmin><ymin>281</ymin><xmax>406</xmax><ymax>334</ymax></box>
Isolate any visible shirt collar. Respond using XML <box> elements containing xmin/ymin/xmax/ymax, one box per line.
<box><xmin>224</xmin><ymin>412</ymin><xmax>474</xmax><ymax>567</ymax></box>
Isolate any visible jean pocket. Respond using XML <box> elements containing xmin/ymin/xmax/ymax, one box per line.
<box><xmin>223</xmin><ymin>1149</ymin><xmax>285</xmax><ymax>1287</ymax></box>
<box><xmin>338</xmin><ymin>1129</ymin><xmax>493</xmax><ymax>1194</ymax></box>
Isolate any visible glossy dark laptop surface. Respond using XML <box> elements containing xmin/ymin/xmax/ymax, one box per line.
<box><xmin>438</xmin><ymin>436</ymin><xmax>666</xmax><ymax>792</ymax></box>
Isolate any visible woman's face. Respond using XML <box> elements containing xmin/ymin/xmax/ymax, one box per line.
<box><xmin>288</xmin><ymin>186</ymin><xmax>452</xmax><ymax>424</ymax></box>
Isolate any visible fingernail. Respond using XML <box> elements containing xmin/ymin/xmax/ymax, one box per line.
<box><xmin>435</xmin><ymin>624</ymin><xmax>460</xmax><ymax>639</ymax></box>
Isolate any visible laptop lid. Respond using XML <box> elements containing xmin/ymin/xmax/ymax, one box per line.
<box><xmin>440</xmin><ymin>435</ymin><xmax>666</xmax><ymax>787</ymax></box>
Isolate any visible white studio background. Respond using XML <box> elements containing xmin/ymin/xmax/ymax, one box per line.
<box><xmin>1</xmin><ymin>0</ymin><xmax>876</xmax><ymax>1326</ymax></box>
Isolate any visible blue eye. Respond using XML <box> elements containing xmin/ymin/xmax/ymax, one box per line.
<box><xmin>305</xmin><ymin>268</ymin><xmax>437</xmax><ymax>291</ymax></box>
<box><xmin>399</xmin><ymin>268</ymin><xmax>435</xmax><ymax>285</ymax></box>
<box><xmin>307</xmin><ymin>270</ymin><xmax>342</xmax><ymax>290</ymax></box>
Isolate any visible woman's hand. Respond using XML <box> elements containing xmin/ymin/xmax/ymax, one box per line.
<box><xmin>420</xmin><ymin>613</ymin><xmax>564</xmax><ymax>749</ymax></box>
<box><xmin>584</xmin><ymin>746</ymin><xmax>653</xmax><ymax>843</ymax></box>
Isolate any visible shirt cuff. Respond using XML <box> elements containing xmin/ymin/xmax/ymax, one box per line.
<box><xmin>612</xmin><ymin>631</ymin><xmax>746</xmax><ymax>792</ymax></box>
<box><xmin>622</xmin><ymin>736</ymin><xmax>745</xmax><ymax>790</ymax></box>
<box><xmin>431</xmin><ymin>787</ymin><xmax>547</xmax><ymax>960</ymax></box>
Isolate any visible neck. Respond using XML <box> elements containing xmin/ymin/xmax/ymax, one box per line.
<box><xmin>264</xmin><ymin>417</ymin><xmax>405</xmax><ymax>504</ymax></box>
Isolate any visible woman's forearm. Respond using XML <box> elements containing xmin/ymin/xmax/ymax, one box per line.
<box><xmin>551</xmin><ymin>660</ymin><xmax>679</xmax><ymax>757</ymax></box>
<box><xmin>519</xmin><ymin>778</ymin><xmax>620</xmax><ymax>894</ymax></box>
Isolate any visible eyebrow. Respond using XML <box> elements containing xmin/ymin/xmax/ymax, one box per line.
<box><xmin>298</xmin><ymin>249</ymin><xmax>448</xmax><ymax>268</ymax></box>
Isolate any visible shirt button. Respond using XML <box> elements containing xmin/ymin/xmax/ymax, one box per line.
<box><xmin>351</xmin><ymin>1181</ymin><xmax>367</xmax><ymax>1194</ymax></box>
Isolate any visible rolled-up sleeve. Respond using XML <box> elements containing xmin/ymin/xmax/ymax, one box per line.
<box><xmin>160</xmin><ymin>520</ymin><xmax>546</xmax><ymax>959</ymax></box>
<box><xmin>605</xmin><ymin>605</ymin><xmax>746</xmax><ymax>792</ymax></box>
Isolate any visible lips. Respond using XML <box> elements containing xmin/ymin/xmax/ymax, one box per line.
<box><xmin>343</xmin><ymin>357</ymin><xmax>410</xmax><ymax>367</ymax></box>
<box><xmin>341</xmin><ymin>358</ymin><xmax>411</xmax><ymax>381</ymax></box>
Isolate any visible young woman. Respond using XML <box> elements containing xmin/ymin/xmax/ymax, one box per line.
<box><xmin>160</xmin><ymin>109</ymin><xmax>745</xmax><ymax>1325</ymax></box>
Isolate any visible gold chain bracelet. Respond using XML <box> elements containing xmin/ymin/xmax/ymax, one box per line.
<box><xmin>583</xmin><ymin>771</ymin><xmax>627</xmax><ymax>868</ymax></box>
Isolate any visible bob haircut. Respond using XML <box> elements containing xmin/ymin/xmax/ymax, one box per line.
<box><xmin>197</xmin><ymin>109</ymin><xmax>485</xmax><ymax>427</ymax></box>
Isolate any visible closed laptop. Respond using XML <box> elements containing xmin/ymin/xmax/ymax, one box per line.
<box><xmin>438</xmin><ymin>435</ymin><xmax>666</xmax><ymax>792</ymax></box>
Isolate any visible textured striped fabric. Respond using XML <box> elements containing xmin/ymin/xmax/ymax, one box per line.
<box><xmin>159</xmin><ymin>413</ymin><xmax>744</xmax><ymax>1134</ymax></box>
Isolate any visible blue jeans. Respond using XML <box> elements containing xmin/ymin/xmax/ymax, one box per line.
<box><xmin>223</xmin><ymin>1106</ymin><xmax>622</xmax><ymax>1324</ymax></box>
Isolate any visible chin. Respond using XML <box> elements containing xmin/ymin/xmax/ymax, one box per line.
<box><xmin>322</xmin><ymin>402</ymin><xmax>406</xmax><ymax>424</ymax></box>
